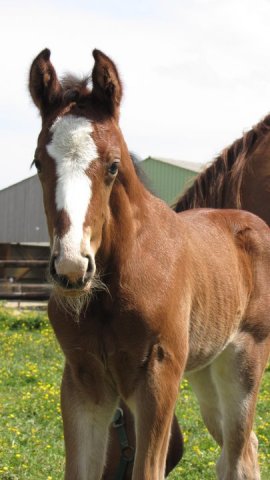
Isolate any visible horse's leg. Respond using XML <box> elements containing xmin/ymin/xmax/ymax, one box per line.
<box><xmin>157</xmin><ymin>415</ymin><xmax>176</xmax><ymax>478</ymax></box>
<box><xmin>211</xmin><ymin>334</ymin><xmax>270</xmax><ymax>480</ymax></box>
<box><xmin>61</xmin><ymin>363</ymin><xmax>118</xmax><ymax>480</ymax></box>
<box><xmin>127</xmin><ymin>344</ymin><xmax>184</xmax><ymax>480</ymax></box>
<box><xmin>131</xmin><ymin>393</ymin><xmax>175</xmax><ymax>480</ymax></box>
<box><xmin>187</xmin><ymin>365</ymin><xmax>223</xmax><ymax>446</ymax></box>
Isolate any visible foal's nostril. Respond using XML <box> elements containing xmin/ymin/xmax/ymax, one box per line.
<box><xmin>49</xmin><ymin>256</ymin><xmax>57</xmax><ymax>277</ymax></box>
<box><xmin>85</xmin><ymin>255</ymin><xmax>94</xmax><ymax>274</ymax></box>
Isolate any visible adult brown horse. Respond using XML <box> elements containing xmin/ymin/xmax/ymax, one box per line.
<box><xmin>29</xmin><ymin>49</ymin><xmax>270</xmax><ymax>480</ymax></box>
<box><xmin>174</xmin><ymin>112</ymin><xmax>270</xmax><ymax>225</ymax></box>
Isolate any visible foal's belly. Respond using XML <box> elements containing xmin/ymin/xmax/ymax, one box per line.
<box><xmin>185</xmin><ymin>315</ymin><xmax>239</xmax><ymax>373</ymax></box>
<box><xmin>185</xmin><ymin>341</ymin><xmax>231</xmax><ymax>373</ymax></box>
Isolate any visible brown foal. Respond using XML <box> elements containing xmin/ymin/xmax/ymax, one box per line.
<box><xmin>29</xmin><ymin>48</ymin><xmax>270</xmax><ymax>480</ymax></box>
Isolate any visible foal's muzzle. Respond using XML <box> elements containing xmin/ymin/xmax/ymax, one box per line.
<box><xmin>49</xmin><ymin>254</ymin><xmax>95</xmax><ymax>292</ymax></box>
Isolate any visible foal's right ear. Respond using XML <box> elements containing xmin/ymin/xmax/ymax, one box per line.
<box><xmin>29</xmin><ymin>49</ymin><xmax>62</xmax><ymax>117</ymax></box>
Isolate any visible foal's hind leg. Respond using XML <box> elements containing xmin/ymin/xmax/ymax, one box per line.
<box><xmin>211</xmin><ymin>334</ymin><xmax>269</xmax><ymax>480</ymax></box>
<box><xmin>187</xmin><ymin>365</ymin><xmax>223</xmax><ymax>446</ymax></box>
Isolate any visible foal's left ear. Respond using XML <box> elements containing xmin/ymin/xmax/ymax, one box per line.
<box><xmin>91</xmin><ymin>49</ymin><xmax>123</xmax><ymax>121</ymax></box>
<box><xmin>29</xmin><ymin>48</ymin><xmax>62</xmax><ymax>118</ymax></box>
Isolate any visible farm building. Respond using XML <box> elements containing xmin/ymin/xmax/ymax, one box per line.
<box><xmin>0</xmin><ymin>175</ymin><xmax>50</xmax><ymax>300</ymax></box>
<box><xmin>140</xmin><ymin>156</ymin><xmax>201</xmax><ymax>205</ymax></box>
<box><xmin>0</xmin><ymin>156</ymin><xmax>201</xmax><ymax>300</ymax></box>
<box><xmin>0</xmin><ymin>175</ymin><xmax>48</xmax><ymax>244</ymax></box>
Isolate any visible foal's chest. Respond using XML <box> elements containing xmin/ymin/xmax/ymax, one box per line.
<box><xmin>48</xmin><ymin>299</ymin><xmax>154</xmax><ymax>398</ymax></box>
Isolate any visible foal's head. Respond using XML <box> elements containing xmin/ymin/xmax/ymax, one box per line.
<box><xmin>29</xmin><ymin>49</ymin><xmax>130</xmax><ymax>296</ymax></box>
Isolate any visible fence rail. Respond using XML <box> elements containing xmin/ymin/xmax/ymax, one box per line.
<box><xmin>0</xmin><ymin>292</ymin><xmax>50</xmax><ymax>300</ymax></box>
<box><xmin>0</xmin><ymin>260</ymin><xmax>49</xmax><ymax>268</ymax></box>
<box><xmin>0</xmin><ymin>246</ymin><xmax>50</xmax><ymax>301</ymax></box>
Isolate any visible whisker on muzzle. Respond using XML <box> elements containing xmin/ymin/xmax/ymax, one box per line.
<box><xmin>48</xmin><ymin>269</ymin><xmax>110</xmax><ymax>320</ymax></box>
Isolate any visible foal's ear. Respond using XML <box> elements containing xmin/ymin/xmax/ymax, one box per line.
<box><xmin>29</xmin><ymin>49</ymin><xmax>62</xmax><ymax>117</ymax></box>
<box><xmin>91</xmin><ymin>49</ymin><xmax>123</xmax><ymax>121</ymax></box>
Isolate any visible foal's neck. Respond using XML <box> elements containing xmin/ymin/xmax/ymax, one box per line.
<box><xmin>97</xmin><ymin>150</ymin><xmax>153</xmax><ymax>272</ymax></box>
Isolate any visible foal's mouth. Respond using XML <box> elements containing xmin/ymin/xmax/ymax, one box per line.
<box><xmin>53</xmin><ymin>279</ymin><xmax>92</xmax><ymax>297</ymax></box>
<box><xmin>48</xmin><ymin>268</ymin><xmax>93</xmax><ymax>297</ymax></box>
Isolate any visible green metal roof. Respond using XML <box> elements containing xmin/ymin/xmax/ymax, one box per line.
<box><xmin>140</xmin><ymin>156</ymin><xmax>199</xmax><ymax>205</ymax></box>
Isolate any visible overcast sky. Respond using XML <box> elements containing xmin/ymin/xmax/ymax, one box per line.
<box><xmin>1</xmin><ymin>0</ymin><xmax>270</xmax><ymax>189</ymax></box>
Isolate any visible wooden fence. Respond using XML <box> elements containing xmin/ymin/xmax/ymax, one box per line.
<box><xmin>0</xmin><ymin>258</ymin><xmax>51</xmax><ymax>301</ymax></box>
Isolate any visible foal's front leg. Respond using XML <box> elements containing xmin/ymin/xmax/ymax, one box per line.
<box><xmin>61</xmin><ymin>363</ymin><xmax>118</xmax><ymax>480</ymax></box>
<box><xmin>129</xmin><ymin>344</ymin><xmax>184</xmax><ymax>480</ymax></box>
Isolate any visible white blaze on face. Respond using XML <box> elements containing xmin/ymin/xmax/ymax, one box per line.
<box><xmin>46</xmin><ymin>114</ymin><xmax>98</xmax><ymax>276</ymax></box>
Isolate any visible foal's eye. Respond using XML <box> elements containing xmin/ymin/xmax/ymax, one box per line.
<box><xmin>33</xmin><ymin>159</ymin><xmax>42</xmax><ymax>173</ymax></box>
<box><xmin>108</xmin><ymin>161</ymin><xmax>120</xmax><ymax>176</ymax></box>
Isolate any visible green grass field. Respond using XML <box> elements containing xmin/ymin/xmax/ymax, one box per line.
<box><xmin>0</xmin><ymin>304</ymin><xmax>269</xmax><ymax>480</ymax></box>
